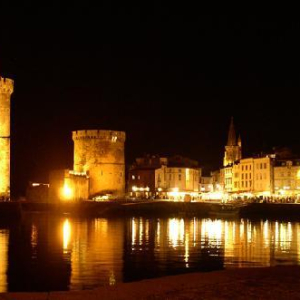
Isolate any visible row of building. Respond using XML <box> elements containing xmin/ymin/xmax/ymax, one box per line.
<box><xmin>127</xmin><ymin>118</ymin><xmax>300</xmax><ymax>202</ymax></box>
<box><xmin>25</xmin><ymin>118</ymin><xmax>300</xmax><ymax>202</ymax></box>
<box><xmin>2</xmin><ymin>75</ymin><xmax>300</xmax><ymax>202</ymax></box>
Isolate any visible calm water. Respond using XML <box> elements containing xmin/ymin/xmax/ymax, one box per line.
<box><xmin>1</xmin><ymin>213</ymin><xmax>300</xmax><ymax>292</ymax></box>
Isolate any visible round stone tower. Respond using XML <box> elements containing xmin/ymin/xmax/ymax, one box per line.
<box><xmin>72</xmin><ymin>130</ymin><xmax>126</xmax><ymax>198</ymax></box>
<box><xmin>0</xmin><ymin>76</ymin><xmax>14</xmax><ymax>199</ymax></box>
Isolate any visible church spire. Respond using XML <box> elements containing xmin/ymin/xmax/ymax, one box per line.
<box><xmin>227</xmin><ymin>117</ymin><xmax>237</xmax><ymax>146</ymax></box>
<box><xmin>238</xmin><ymin>134</ymin><xmax>242</xmax><ymax>147</ymax></box>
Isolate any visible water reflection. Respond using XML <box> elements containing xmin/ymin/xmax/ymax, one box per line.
<box><xmin>1</xmin><ymin>215</ymin><xmax>300</xmax><ymax>292</ymax></box>
<box><xmin>0</xmin><ymin>230</ymin><xmax>8</xmax><ymax>292</ymax></box>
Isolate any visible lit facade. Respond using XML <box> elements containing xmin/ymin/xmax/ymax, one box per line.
<box><xmin>73</xmin><ymin>130</ymin><xmax>126</xmax><ymax>199</ymax></box>
<box><xmin>221</xmin><ymin>156</ymin><xmax>274</xmax><ymax>197</ymax></box>
<box><xmin>0</xmin><ymin>76</ymin><xmax>13</xmax><ymax>200</ymax></box>
<box><xmin>274</xmin><ymin>160</ymin><xmax>300</xmax><ymax>198</ymax></box>
<box><xmin>128</xmin><ymin>155</ymin><xmax>201</xmax><ymax>200</ymax></box>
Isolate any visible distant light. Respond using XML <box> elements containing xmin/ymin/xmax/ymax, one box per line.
<box><xmin>62</xmin><ymin>182</ymin><xmax>73</xmax><ymax>200</ymax></box>
<box><xmin>158</xmin><ymin>188</ymin><xmax>162</xmax><ymax>192</ymax></box>
<box><xmin>132</xmin><ymin>186</ymin><xmax>138</xmax><ymax>192</ymax></box>
<box><xmin>145</xmin><ymin>187</ymin><xmax>150</xmax><ymax>192</ymax></box>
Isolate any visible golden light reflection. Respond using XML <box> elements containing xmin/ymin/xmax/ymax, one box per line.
<box><xmin>131</xmin><ymin>218</ymin><xmax>136</xmax><ymax>246</ymax></box>
<box><xmin>0</xmin><ymin>230</ymin><xmax>8</xmax><ymax>293</ymax></box>
<box><xmin>31</xmin><ymin>224</ymin><xmax>38</xmax><ymax>248</ymax></box>
<box><xmin>201</xmin><ymin>219</ymin><xmax>222</xmax><ymax>244</ymax></box>
<box><xmin>168</xmin><ymin>218</ymin><xmax>184</xmax><ymax>248</ymax></box>
<box><xmin>184</xmin><ymin>232</ymin><xmax>189</xmax><ymax>266</ymax></box>
<box><xmin>63</xmin><ymin>219</ymin><xmax>71</xmax><ymax>253</ymax></box>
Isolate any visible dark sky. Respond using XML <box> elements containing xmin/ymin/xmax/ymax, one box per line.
<box><xmin>0</xmin><ymin>7</ymin><xmax>300</xmax><ymax>196</ymax></box>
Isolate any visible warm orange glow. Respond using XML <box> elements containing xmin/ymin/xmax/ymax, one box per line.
<box><xmin>63</xmin><ymin>219</ymin><xmax>71</xmax><ymax>252</ymax></box>
<box><xmin>62</xmin><ymin>182</ymin><xmax>73</xmax><ymax>200</ymax></box>
<box><xmin>0</xmin><ymin>230</ymin><xmax>8</xmax><ymax>292</ymax></box>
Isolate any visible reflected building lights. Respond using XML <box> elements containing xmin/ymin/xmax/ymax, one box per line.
<box><xmin>0</xmin><ymin>230</ymin><xmax>8</xmax><ymax>293</ymax></box>
<box><xmin>168</xmin><ymin>218</ymin><xmax>184</xmax><ymax>248</ymax></box>
<box><xmin>31</xmin><ymin>224</ymin><xmax>38</xmax><ymax>248</ymax></box>
<box><xmin>63</xmin><ymin>219</ymin><xmax>71</xmax><ymax>253</ymax></box>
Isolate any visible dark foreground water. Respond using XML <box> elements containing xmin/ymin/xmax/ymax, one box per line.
<box><xmin>1</xmin><ymin>213</ymin><xmax>300</xmax><ymax>292</ymax></box>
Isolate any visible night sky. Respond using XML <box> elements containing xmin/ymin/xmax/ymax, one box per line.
<box><xmin>0</xmin><ymin>7</ymin><xmax>300</xmax><ymax>197</ymax></box>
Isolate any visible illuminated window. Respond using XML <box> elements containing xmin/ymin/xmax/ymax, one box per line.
<box><xmin>132</xmin><ymin>175</ymin><xmax>135</xmax><ymax>180</ymax></box>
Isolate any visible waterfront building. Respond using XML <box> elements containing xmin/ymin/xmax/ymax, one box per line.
<box><xmin>128</xmin><ymin>155</ymin><xmax>201</xmax><ymax>200</ymax></box>
<box><xmin>220</xmin><ymin>118</ymin><xmax>275</xmax><ymax>198</ymax></box>
<box><xmin>0</xmin><ymin>75</ymin><xmax>13</xmax><ymax>200</ymax></box>
<box><xmin>274</xmin><ymin>159</ymin><xmax>300</xmax><ymax>198</ymax></box>
<box><xmin>46</xmin><ymin>130</ymin><xmax>126</xmax><ymax>202</ymax></box>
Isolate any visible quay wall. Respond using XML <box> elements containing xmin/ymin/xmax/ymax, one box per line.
<box><xmin>6</xmin><ymin>201</ymin><xmax>300</xmax><ymax>220</ymax></box>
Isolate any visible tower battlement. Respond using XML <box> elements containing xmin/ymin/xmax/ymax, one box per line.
<box><xmin>72</xmin><ymin>130</ymin><xmax>126</xmax><ymax>142</ymax></box>
<box><xmin>0</xmin><ymin>76</ymin><xmax>14</xmax><ymax>95</ymax></box>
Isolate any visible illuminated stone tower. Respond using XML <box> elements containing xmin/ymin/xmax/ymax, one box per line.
<box><xmin>223</xmin><ymin>117</ymin><xmax>242</xmax><ymax>167</ymax></box>
<box><xmin>72</xmin><ymin>130</ymin><xmax>126</xmax><ymax>198</ymax></box>
<box><xmin>0</xmin><ymin>76</ymin><xmax>13</xmax><ymax>199</ymax></box>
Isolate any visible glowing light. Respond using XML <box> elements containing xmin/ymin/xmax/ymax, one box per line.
<box><xmin>0</xmin><ymin>230</ymin><xmax>8</xmax><ymax>293</ymax></box>
<box><xmin>63</xmin><ymin>219</ymin><xmax>71</xmax><ymax>253</ymax></box>
<box><xmin>62</xmin><ymin>182</ymin><xmax>73</xmax><ymax>200</ymax></box>
<box><xmin>158</xmin><ymin>188</ymin><xmax>162</xmax><ymax>192</ymax></box>
<box><xmin>31</xmin><ymin>224</ymin><xmax>38</xmax><ymax>248</ymax></box>
<box><xmin>132</xmin><ymin>186</ymin><xmax>138</xmax><ymax>192</ymax></box>
<box><xmin>168</xmin><ymin>218</ymin><xmax>184</xmax><ymax>248</ymax></box>
<box><xmin>297</xmin><ymin>170</ymin><xmax>300</xmax><ymax>179</ymax></box>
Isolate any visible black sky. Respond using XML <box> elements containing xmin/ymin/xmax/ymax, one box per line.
<box><xmin>0</xmin><ymin>7</ymin><xmax>300</xmax><ymax>196</ymax></box>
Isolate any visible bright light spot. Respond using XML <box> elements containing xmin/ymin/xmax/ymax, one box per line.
<box><xmin>132</xmin><ymin>186</ymin><xmax>138</xmax><ymax>192</ymax></box>
<box><xmin>63</xmin><ymin>219</ymin><xmax>71</xmax><ymax>253</ymax></box>
<box><xmin>62</xmin><ymin>182</ymin><xmax>73</xmax><ymax>200</ymax></box>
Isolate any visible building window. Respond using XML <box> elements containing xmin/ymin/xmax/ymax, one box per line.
<box><xmin>250</xmin><ymin>165</ymin><xmax>252</xmax><ymax>170</ymax></box>
<box><xmin>245</xmin><ymin>165</ymin><xmax>248</xmax><ymax>171</ymax></box>
<box><xmin>242</xmin><ymin>181</ymin><xmax>244</xmax><ymax>188</ymax></box>
<box><xmin>169</xmin><ymin>174</ymin><xmax>171</xmax><ymax>180</ymax></box>
<box><xmin>178</xmin><ymin>174</ymin><xmax>181</xmax><ymax>181</ymax></box>
<box><xmin>178</xmin><ymin>169</ymin><xmax>181</xmax><ymax>173</ymax></box>
<box><xmin>242</xmin><ymin>174</ymin><xmax>244</xmax><ymax>180</ymax></box>
<box><xmin>264</xmin><ymin>163</ymin><xmax>267</xmax><ymax>169</ymax></box>
<box><xmin>245</xmin><ymin>181</ymin><xmax>248</xmax><ymax>188</ymax></box>
<box><xmin>249</xmin><ymin>173</ymin><xmax>251</xmax><ymax>180</ymax></box>
<box><xmin>132</xmin><ymin>175</ymin><xmax>135</xmax><ymax>180</ymax></box>
<box><xmin>242</xmin><ymin>166</ymin><xmax>244</xmax><ymax>171</ymax></box>
<box><xmin>138</xmin><ymin>176</ymin><xmax>141</xmax><ymax>180</ymax></box>
<box><xmin>245</xmin><ymin>174</ymin><xmax>248</xmax><ymax>180</ymax></box>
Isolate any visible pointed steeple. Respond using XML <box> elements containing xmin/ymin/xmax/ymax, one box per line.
<box><xmin>227</xmin><ymin>117</ymin><xmax>236</xmax><ymax>146</ymax></box>
<box><xmin>238</xmin><ymin>134</ymin><xmax>242</xmax><ymax>147</ymax></box>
